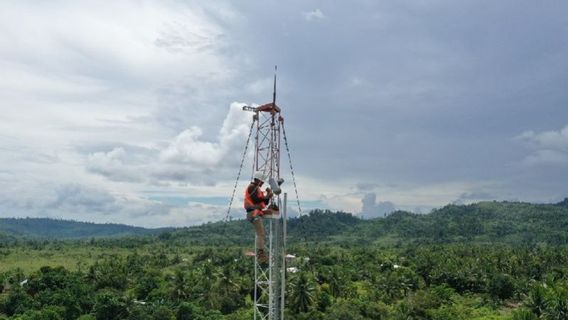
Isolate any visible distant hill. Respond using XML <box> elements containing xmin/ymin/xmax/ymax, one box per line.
<box><xmin>2</xmin><ymin>198</ymin><xmax>568</xmax><ymax>245</ymax></box>
<box><xmin>165</xmin><ymin>198</ymin><xmax>568</xmax><ymax>246</ymax></box>
<box><xmin>0</xmin><ymin>217</ymin><xmax>172</xmax><ymax>239</ymax></box>
<box><xmin>355</xmin><ymin>199</ymin><xmax>568</xmax><ymax>246</ymax></box>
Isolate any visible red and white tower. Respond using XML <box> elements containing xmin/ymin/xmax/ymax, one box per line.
<box><xmin>242</xmin><ymin>68</ymin><xmax>287</xmax><ymax>320</ymax></box>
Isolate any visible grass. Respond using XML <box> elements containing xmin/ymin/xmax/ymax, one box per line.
<box><xmin>0</xmin><ymin>246</ymin><xmax>132</xmax><ymax>273</ymax></box>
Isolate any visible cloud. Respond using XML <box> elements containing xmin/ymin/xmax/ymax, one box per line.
<box><xmin>2</xmin><ymin>1</ymin><xmax>568</xmax><ymax>227</ymax></box>
<box><xmin>354</xmin><ymin>183</ymin><xmax>379</xmax><ymax>192</ymax></box>
<box><xmin>0</xmin><ymin>2</ymin><xmax>228</xmax><ymax>86</ymax></box>
<box><xmin>452</xmin><ymin>191</ymin><xmax>496</xmax><ymax>205</ymax></box>
<box><xmin>154</xmin><ymin>21</ymin><xmax>223</xmax><ymax>54</ymax></box>
<box><xmin>155</xmin><ymin>102</ymin><xmax>254</xmax><ymax>183</ymax></box>
<box><xmin>161</xmin><ymin>127</ymin><xmax>224</xmax><ymax>167</ymax></box>
<box><xmin>160</xmin><ymin>102</ymin><xmax>251</xmax><ymax>168</ymax></box>
<box><xmin>84</xmin><ymin>102</ymin><xmax>252</xmax><ymax>185</ymax></box>
<box><xmin>457</xmin><ymin>191</ymin><xmax>495</xmax><ymax>201</ymax></box>
<box><xmin>303</xmin><ymin>9</ymin><xmax>325</xmax><ymax>21</ymax></box>
<box><xmin>87</xmin><ymin>147</ymin><xmax>144</xmax><ymax>182</ymax></box>
<box><xmin>360</xmin><ymin>192</ymin><xmax>395</xmax><ymax>219</ymax></box>
<box><xmin>49</xmin><ymin>184</ymin><xmax>119</xmax><ymax>214</ymax></box>
<box><xmin>521</xmin><ymin>149</ymin><xmax>568</xmax><ymax>166</ymax></box>
<box><xmin>517</xmin><ymin>125</ymin><xmax>568</xmax><ymax>166</ymax></box>
<box><xmin>46</xmin><ymin>184</ymin><xmax>174</xmax><ymax>220</ymax></box>
<box><xmin>319</xmin><ymin>193</ymin><xmax>360</xmax><ymax>214</ymax></box>
<box><xmin>517</xmin><ymin>125</ymin><xmax>568</xmax><ymax>152</ymax></box>
<box><xmin>0</xmin><ymin>183</ymin><xmax>231</xmax><ymax>228</ymax></box>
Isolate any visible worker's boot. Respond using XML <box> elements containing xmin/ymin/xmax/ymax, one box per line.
<box><xmin>257</xmin><ymin>249</ymin><xmax>269</xmax><ymax>266</ymax></box>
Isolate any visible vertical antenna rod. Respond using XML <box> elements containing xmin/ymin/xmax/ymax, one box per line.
<box><xmin>273</xmin><ymin>65</ymin><xmax>277</xmax><ymax>107</ymax></box>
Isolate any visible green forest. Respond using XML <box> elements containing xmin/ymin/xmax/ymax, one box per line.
<box><xmin>1</xmin><ymin>199</ymin><xmax>568</xmax><ymax>319</ymax></box>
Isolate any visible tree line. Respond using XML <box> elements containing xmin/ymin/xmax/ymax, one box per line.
<box><xmin>2</xmin><ymin>243</ymin><xmax>568</xmax><ymax>319</ymax></box>
<box><xmin>1</xmin><ymin>199</ymin><xmax>568</xmax><ymax>319</ymax></box>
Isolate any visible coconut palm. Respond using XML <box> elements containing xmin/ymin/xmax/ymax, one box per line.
<box><xmin>526</xmin><ymin>284</ymin><xmax>547</xmax><ymax>317</ymax></box>
<box><xmin>544</xmin><ymin>286</ymin><xmax>568</xmax><ymax>320</ymax></box>
<box><xmin>171</xmin><ymin>269</ymin><xmax>191</xmax><ymax>301</ymax></box>
<box><xmin>289</xmin><ymin>272</ymin><xmax>316</xmax><ymax>313</ymax></box>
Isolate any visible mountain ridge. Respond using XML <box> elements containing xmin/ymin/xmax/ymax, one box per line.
<box><xmin>0</xmin><ymin>217</ymin><xmax>173</xmax><ymax>239</ymax></box>
<box><xmin>166</xmin><ymin>198</ymin><xmax>568</xmax><ymax>246</ymax></box>
<box><xmin>1</xmin><ymin>198</ymin><xmax>567</xmax><ymax>244</ymax></box>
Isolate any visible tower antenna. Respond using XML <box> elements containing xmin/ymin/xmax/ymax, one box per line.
<box><xmin>273</xmin><ymin>65</ymin><xmax>277</xmax><ymax>107</ymax></box>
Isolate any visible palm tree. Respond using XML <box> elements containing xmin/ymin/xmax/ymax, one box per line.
<box><xmin>171</xmin><ymin>269</ymin><xmax>191</xmax><ymax>301</ymax></box>
<box><xmin>326</xmin><ymin>267</ymin><xmax>350</xmax><ymax>299</ymax></box>
<box><xmin>392</xmin><ymin>302</ymin><xmax>412</xmax><ymax>320</ymax></box>
<box><xmin>544</xmin><ymin>286</ymin><xmax>568</xmax><ymax>320</ymax></box>
<box><xmin>526</xmin><ymin>284</ymin><xmax>547</xmax><ymax>317</ymax></box>
<box><xmin>216</xmin><ymin>265</ymin><xmax>239</xmax><ymax>293</ymax></box>
<box><xmin>289</xmin><ymin>272</ymin><xmax>316</xmax><ymax>313</ymax></box>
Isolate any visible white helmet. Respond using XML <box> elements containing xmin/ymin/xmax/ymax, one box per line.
<box><xmin>253</xmin><ymin>171</ymin><xmax>266</xmax><ymax>183</ymax></box>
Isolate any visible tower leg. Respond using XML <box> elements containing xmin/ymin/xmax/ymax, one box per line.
<box><xmin>254</xmin><ymin>210</ymin><xmax>285</xmax><ymax>320</ymax></box>
<box><xmin>281</xmin><ymin>193</ymin><xmax>287</xmax><ymax>320</ymax></box>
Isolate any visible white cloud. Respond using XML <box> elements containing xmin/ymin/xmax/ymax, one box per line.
<box><xmin>0</xmin><ymin>1</ymin><xmax>249</xmax><ymax>227</ymax></box>
<box><xmin>161</xmin><ymin>127</ymin><xmax>224</xmax><ymax>167</ymax></box>
<box><xmin>521</xmin><ymin>149</ymin><xmax>568</xmax><ymax>166</ymax></box>
<box><xmin>319</xmin><ymin>193</ymin><xmax>360</xmax><ymax>213</ymax></box>
<box><xmin>314</xmin><ymin>179</ymin><xmax>506</xmax><ymax>215</ymax></box>
<box><xmin>0</xmin><ymin>2</ymin><xmax>229</xmax><ymax>89</ymax></box>
<box><xmin>0</xmin><ymin>183</ymin><xmax>231</xmax><ymax>228</ymax></box>
<box><xmin>49</xmin><ymin>184</ymin><xmax>121</xmax><ymax>215</ymax></box>
<box><xmin>84</xmin><ymin>102</ymin><xmax>252</xmax><ymax>185</ymax></box>
<box><xmin>87</xmin><ymin>147</ymin><xmax>143</xmax><ymax>182</ymax></box>
<box><xmin>0</xmin><ymin>1</ymin><xmax>234</xmax><ymax>140</ymax></box>
<box><xmin>360</xmin><ymin>193</ymin><xmax>395</xmax><ymax>218</ymax></box>
<box><xmin>165</xmin><ymin>203</ymin><xmax>226</xmax><ymax>226</ymax></box>
<box><xmin>517</xmin><ymin>125</ymin><xmax>568</xmax><ymax>166</ymax></box>
<box><xmin>153</xmin><ymin>102</ymin><xmax>253</xmax><ymax>184</ymax></box>
<box><xmin>160</xmin><ymin>102</ymin><xmax>251</xmax><ymax>169</ymax></box>
<box><xmin>303</xmin><ymin>9</ymin><xmax>325</xmax><ymax>21</ymax></box>
<box><xmin>518</xmin><ymin>125</ymin><xmax>568</xmax><ymax>152</ymax></box>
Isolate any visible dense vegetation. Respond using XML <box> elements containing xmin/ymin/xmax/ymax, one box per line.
<box><xmin>1</xmin><ymin>199</ymin><xmax>568</xmax><ymax>319</ymax></box>
<box><xmin>168</xmin><ymin>199</ymin><xmax>568</xmax><ymax>246</ymax></box>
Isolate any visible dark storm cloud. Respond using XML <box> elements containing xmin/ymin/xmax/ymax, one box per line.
<box><xmin>222</xmin><ymin>0</ymin><xmax>568</xmax><ymax>201</ymax></box>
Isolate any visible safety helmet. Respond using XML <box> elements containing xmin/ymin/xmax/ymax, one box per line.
<box><xmin>253</xmin><ymin>171</ymin><xmax>266</xmax><ymax>183</ymax></box>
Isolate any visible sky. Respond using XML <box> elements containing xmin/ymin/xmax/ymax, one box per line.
<box><xmin>1</xmin><ymin>0</ymin><xmax>567</xmax><ymax>227</ymax></box>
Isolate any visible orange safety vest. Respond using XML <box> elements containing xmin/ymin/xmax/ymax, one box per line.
<box><xmin>244</xmin><ymin>184</ymin><xmax>266</xmax><ymax>216</ymax></box>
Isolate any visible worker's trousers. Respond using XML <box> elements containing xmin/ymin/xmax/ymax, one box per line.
<box><xmin>252</xmin><ymin>218</ymin><xmax>266</xmax><ymax>251</ymax></box>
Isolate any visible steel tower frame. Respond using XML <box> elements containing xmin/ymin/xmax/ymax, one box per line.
<box><xmin>243</xmin><ymin>71</ymin><xmax>287</xmax><ymax>320</ymax></box>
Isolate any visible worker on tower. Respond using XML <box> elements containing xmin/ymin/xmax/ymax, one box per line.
<box><xmin>244</xmin><ymin>171</ymin><xmax>278</xmax><ymax>264</ymax></box>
